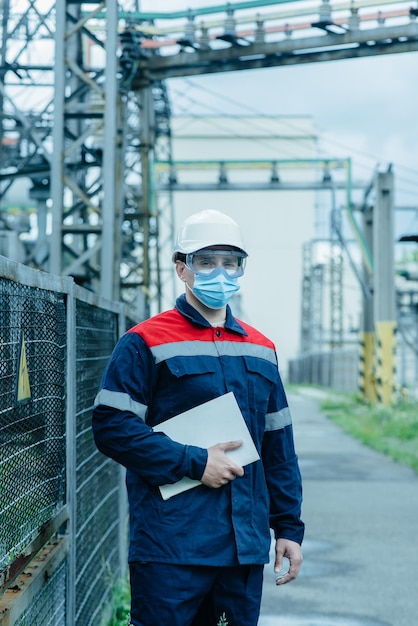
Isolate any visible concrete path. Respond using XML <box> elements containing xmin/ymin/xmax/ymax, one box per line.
<box><xmin>259</xmin><ymin>388</ymin><xmax>418</xmax><ymax>626</ymax></box>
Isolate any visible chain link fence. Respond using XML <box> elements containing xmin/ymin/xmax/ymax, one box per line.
<box><xmin>14</xmin><ymin>561</ymin><xmax>67</xmax><ymax>626</ymax></box>
<box><xmin>288</xmin><ymin>349</ymin><xmax>359</xmax><ymax>392</ymax></box>
<box><xmin>289</xmin><ymin>332</ymin><xmax>418</xmax><ymax>398</ymax></box>
<box><xmin>0</xmin><ymin>256</ymin><xmax>129</xmax><ymax>626</ymax></box>
<box><xmin>0</xmin><ymin>280</ymin><xmax>66</xmax><ymax>572</ymax></box>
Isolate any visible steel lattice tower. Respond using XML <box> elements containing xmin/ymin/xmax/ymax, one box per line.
<box><xmin>0</xmin><ymin>0</ymin><xmax>174</xmax><ymax>316</ymax></box>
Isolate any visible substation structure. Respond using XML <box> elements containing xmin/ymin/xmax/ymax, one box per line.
<box><xmin>1</xmin><ymin>2</ymin><xmax>418</xmax><ymax>623</ymax></box>
<box><xmin>1</xmin><ymin>0</ymin><xmax>418</xmax><ymax>400</ymax></box>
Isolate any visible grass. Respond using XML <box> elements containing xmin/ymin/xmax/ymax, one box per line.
<box><xmin>102</xmin><ymin>578</ymin><xmax>130</xmax><ymax>626</ymax></box>
<box><xmin>320</xmin><ymin>391</ymin><xmax>418</xmax><ymax>473</ymax></box>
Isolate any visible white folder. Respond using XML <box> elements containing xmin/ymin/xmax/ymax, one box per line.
<box><xmin>153</xmin><ymin>391</ymin><xmax>260</xmax><ymax>500</ymax></box>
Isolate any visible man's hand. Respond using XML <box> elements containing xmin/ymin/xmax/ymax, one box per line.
<box><xmin>201</xmin><ymin>441</ymin><xmax>244</xmax><ymax>488</ymax></box>
<box><xmin>274</xmin><ymin>538</ymin><xmax>303</xmax><ymax>585</ymax></box>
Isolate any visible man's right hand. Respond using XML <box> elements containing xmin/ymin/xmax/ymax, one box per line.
<box><xmin>201</xmin><ymin>440</ymin><xmax>244</xmax><ymax>488</ymax></box>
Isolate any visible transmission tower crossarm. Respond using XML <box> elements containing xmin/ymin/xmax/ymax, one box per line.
<box><xmin>135</xmin><ymin>37</ymin><xmax>418</xmax><ymax>83</ymax></box>
<box><xmin>130</xmin><ymin>1</ymin><xmax>418</xmax><ymax>85</ymax></box>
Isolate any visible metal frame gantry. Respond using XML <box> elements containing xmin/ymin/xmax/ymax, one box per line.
<box><xmin>1</xmin><ymin>0</ymin><xmax>416</xmax><ymax>324</ymax></box>
<box><xmin>129</xmin><ymin>0</ymin><xmax>418</xmax><ymax>85</ymax></box>
<box><xmin>51</xmin><ymin>0</ymin><xmax>167</xmax><ymax>313</ymax></box>
<box><xmin>0</xmin><ymin>0</ymin><xmax>169</xmax><ymax>318</ymax></box>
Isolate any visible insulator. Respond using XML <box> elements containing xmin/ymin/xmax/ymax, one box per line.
<box><xmin>322</xmin><ymin>162</ymin><xmax>332</xmax><ymax>183</ymax></box>
<box><xmin>168</xmin><ymin>165</ymin><xmax>178</xmax><ymax>185</ymax></box>
<box><xmin>319</xmin><ymin>0</ymin><xmax>332</xmax><ymax>22</ymax></box>
<box><xmin>270</xmin><ymin>162</ymin><xmax>280</xmax><ymax>183</ymax></box>
<box><xmin>223</xmin><ymin>7</ymin><xmax>236</xmax><ymax>37</ymax></box>
<box><xmin>255</xmin><ymin>14</ymin><xmax>265</xmax><ymax>44</ymax></box>
<box><xmin>218</xmin><ymin>162</ymin><xmax>228</xmax><ymax>184</ymax></box>
<box><xmin>348</xmin><ymin>7</ymin><xmax>360</xmax><ymax>30</ymax></box>
<box><xmin>184</xmin><ymin>11</ymin><xmax>196</xmax><ymax>43</ymax></box>
<box><xmin>199</xmin><ymin>23</ymin><xmax>210</xmax><ymax>49</ymax></box>
<box><xmin>284</xmin><ymin>23</ymin><xmax>293</xmax><ymax>38</ymax></box>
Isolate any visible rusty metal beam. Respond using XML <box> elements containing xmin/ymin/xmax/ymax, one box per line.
<box><xmin>0</xmin><ymin>506</ymin><xmax>69</xmax><ymax>596</ymax></box>
<box><xmin>0</xmin><ymin>536</ymin><xmax>68</xmax><ymax>625</ymax></box>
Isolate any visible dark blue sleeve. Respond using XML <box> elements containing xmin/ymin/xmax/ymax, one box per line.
<box><xmin>92</xmin><ymin>332</ymin><xmax>208</xmax><ymax>485</ymax></box>
<box><xmin>262</xmin><ymin>370</ymin><xmax>305</xmax><ymax>545</ymax></box>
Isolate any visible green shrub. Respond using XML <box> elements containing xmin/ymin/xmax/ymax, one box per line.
<box><xmin>320</xmin><ymin>393</ymin><xmax>418</xmax><ymax>473</ymax></box>
<box><xmin>104</xmin><ymin>578</ymin><xmax>130</xmax><ymax>626</ymax></box>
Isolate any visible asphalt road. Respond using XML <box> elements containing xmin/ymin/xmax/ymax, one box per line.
<box><xmin>259</xmin><ymin>388</ymin><xmax>418</xmax><ymax>626</ymax></box>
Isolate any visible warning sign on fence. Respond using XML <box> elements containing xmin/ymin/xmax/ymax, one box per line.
<box><xmin>16</xmin><ymin>333</ymin><xmax>31</xmax><ymax>404</ymax></box>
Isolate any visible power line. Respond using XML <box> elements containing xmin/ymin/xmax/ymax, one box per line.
<box><xmin>174</xmin><ymin>76</ymin><xmax>418</xmax><ymax>197</ymax></box>
<box><xmin>168</xmin><ymin>83</ymin><xmax>321</xmax><ymax>162</ymax></box>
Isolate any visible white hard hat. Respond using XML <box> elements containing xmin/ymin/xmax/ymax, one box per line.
<box><xmin>172</xmin><ymin>210</ymin><xmax>248</xmax><ymax>261</ymax></box>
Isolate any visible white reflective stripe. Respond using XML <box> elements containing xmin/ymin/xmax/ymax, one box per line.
<box><xmin>150</xmin><ymin>340</ymin><xmax>276</xmax><ymax>365</ymax></box>
<box><xmin>150</xmin><ymin>341</ymin><xmax>216</xmax><ymax>363</ymax></box>
<box><xmin>94</xmin><ymin>389</ymin><xmax>147</xmax><ymax>421</ymax></box>
<box><xmin>265</xmin><ymin>407</ymin><xmax>292</xmax><ymax>432</ymax></box>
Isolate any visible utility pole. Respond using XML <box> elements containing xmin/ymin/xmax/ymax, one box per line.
<box><xmin>373</xmin><ymin>170</ymin><xmax>396</xmax><ymax>405</ymax></box>
<box><xmin>138</xmin><ymin>85</ymin><xmax>154</xmax><ymax>319</ymax></box>
<box><xmin>300</xmin><ymin>241</ymin><xmax>312</xmax><ymax>355</ymax></box>
<box><xmin>329</xmin><ymin>189</ymin><xmax>344</xmax><ymax>350</ymax></box>
<box><xmin>101</xmin><ymin>0</ymin><xmax>122</xmax><ymax>300</ymax></box>
<box><xmin>359</xmin><ymin>205</ymin><xmax>377</xmax><ymax>402</ymax></box>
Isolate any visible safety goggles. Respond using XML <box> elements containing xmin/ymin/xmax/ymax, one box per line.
<box><xmin>185</xmin><ymin>249</ymin><xmax>247</xmax><ymax>278</ymax></box>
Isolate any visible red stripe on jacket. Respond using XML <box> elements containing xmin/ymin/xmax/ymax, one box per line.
<box><xmin>127</xmin><ymin>308</ymin><xmax>275</xmax><ymax>350</ymax></box>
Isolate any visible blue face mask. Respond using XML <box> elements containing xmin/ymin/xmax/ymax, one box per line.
<box><xmin>189</xmin><ymin>268</ymin><xmax>240</xmax><ymax>309</ymax></box>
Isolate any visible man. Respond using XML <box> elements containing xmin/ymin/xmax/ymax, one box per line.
<box><xmin>92</xmin><ymin>209</ymin><xmax>304</xmax><ymax>626</ymax></box>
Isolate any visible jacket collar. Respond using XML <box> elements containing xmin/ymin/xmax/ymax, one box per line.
<box><xmin>175</xmin><ymin>294</ymin><xmax>248</xmax><ymax>336</ymax></box>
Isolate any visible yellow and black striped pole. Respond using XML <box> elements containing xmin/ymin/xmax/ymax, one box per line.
<box><xmin>375</xmin><ymin>321</ymin><xmax>397</xmax><ymax>406</ymax></box>
<box><xmin>359</xmin><ymin>331</ymin><xmax>377</xmax><ymax>403</ymax></box>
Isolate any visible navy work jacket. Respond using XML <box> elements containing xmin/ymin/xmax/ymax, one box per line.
<box><xmin>92</xmin><ymin>295</ymin><xmax>304</xmax><ymax>566</ymax></box>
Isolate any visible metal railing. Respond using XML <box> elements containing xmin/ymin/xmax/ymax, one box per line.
<box><xmin>0</xmin><ymin>255</ymin><xmax>128</xmax><ymax>626</ymax></box>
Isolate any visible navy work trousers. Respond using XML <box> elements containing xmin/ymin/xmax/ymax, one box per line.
<box><xmin>129</xmin><ymin>561</ymin><xmax>264</xmax><ymax>626</ymax></box>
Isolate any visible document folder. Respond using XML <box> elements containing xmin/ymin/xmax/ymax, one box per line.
<box><xmin>153</xmin><ymin>391</ymin><xmax>260</xmax><ymax>500</ymax></box>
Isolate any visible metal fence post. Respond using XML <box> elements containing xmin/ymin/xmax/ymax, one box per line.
<box><xmin>65</xmin><ymin>277</ymin><xmax>77</xmax><ymax>626</ymax></box>
<box><xmin>118</xmin><ymin>306</ymin><xmax>129</xmax><ymax>579</ymax></box>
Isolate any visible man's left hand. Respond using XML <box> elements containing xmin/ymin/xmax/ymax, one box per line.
<box><xmin>274</xmin><ymin>538</ymin><xmax>303</xmax><ymax>585</ymax></box>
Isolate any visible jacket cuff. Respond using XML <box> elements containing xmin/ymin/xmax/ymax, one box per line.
<box><xmin>185</xmin><ymin>445</ymin><xmax>208</xmax><ymax>481</ymax></box>
<box><xmin>273</xmin><ymin>524</ymin><xmax>305</xmax><ymax>546</ymax></box>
